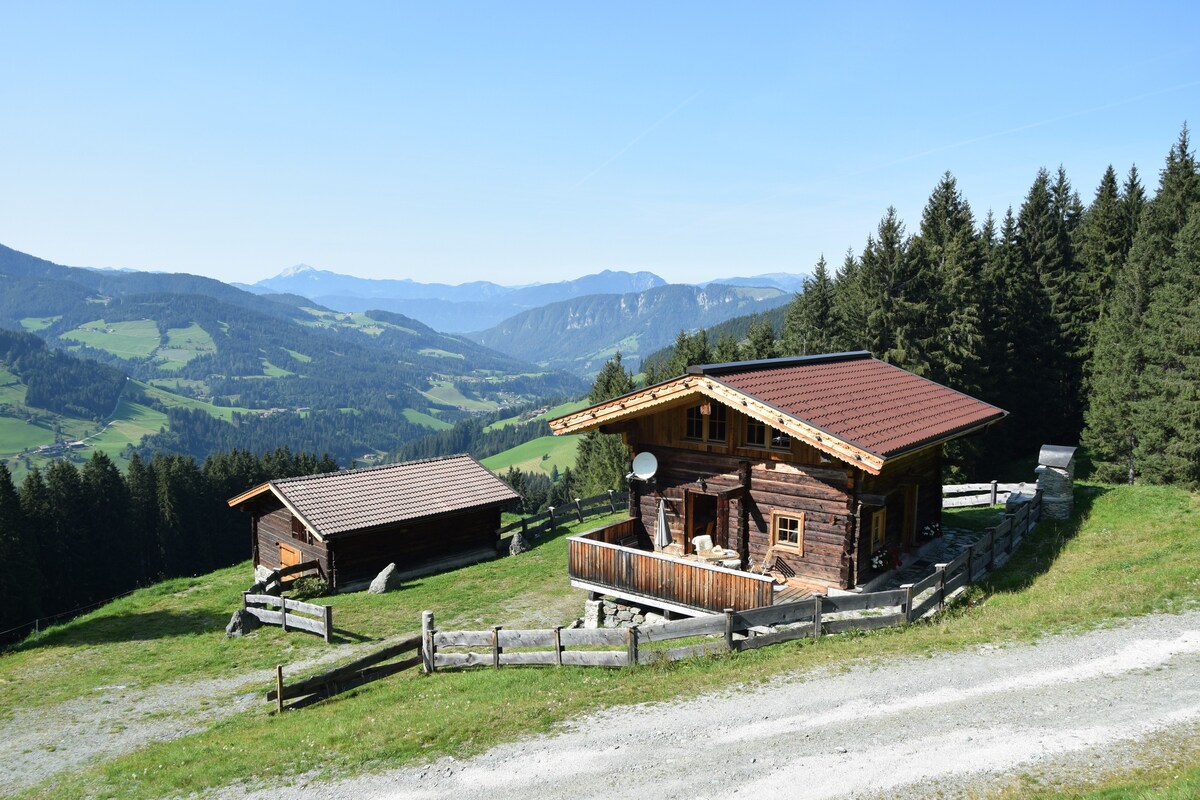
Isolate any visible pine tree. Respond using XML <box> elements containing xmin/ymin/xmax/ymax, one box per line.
<box><xmin>1073</xmin><ymin>165</ymin><xmax>1128</xmax><ymax>371</ymax></box>
<box><xmin>782</xmin><ymin>256</ymin><xmax>836</xmax><ymax>356</ymax></box>
<box><xmin>0</xmin><ymin>464</ymin><xmax>37</xmax><ymax>631</ymax></box>
<box><xmin>81</xmin><ymin>452</ymin><xmax>131</xmax><ymax>598</ymax></box>
<box><xmin>831</xmin><ymin>249</ymin><xmax>869</xmax><ymax>351</ymax></box>
<box><xmin>44</xmin><ymin>460</ymin><xmax>87</xmax><ymax>608</ymax></box>
<box><xmin>574</xmin><ymin>353</ymin><xmax>636</xmax><ymax>496</ymax></box>
<box><xmin>19</xmin><ymin>467</ymin><xmax>54</xmax><ymax>608</ymax></box>
<box><xmin>126</xmin><ymin>452</ymin><xmax>161</xmax><ymax>583</ymax></box>
<box><xmin>741</xmin><ymin>313</ymin><xmax>778</xmax><ymax>360</ymax></box>
<box><xmin>857</xmin><ymin>207</ymin><xmax>927</xmax><ymax>372</ymax></box>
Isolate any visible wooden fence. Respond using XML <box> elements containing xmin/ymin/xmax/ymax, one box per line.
<box><xmin>250</xmin><ymin>560</ymin><xmax>323</xmax><ymax>596</ymax></box>
<box><xmin>423</xmin><ymin>491</ymin><xmax>1044</xmax><ymax>671</ymax></box>
<box><xmin>498</xmin><ymin>490</ymin><xmax>629</xmax><ymax>543</ymax></box>
<box><xmin>942</xmin><ymin>481</ymin><xmax>1038</xmax><ymax>508</ymax></box>
<box><xmin>243</xmin><ymin>592</ymin><xmax>333</xmax><ymax>643</ymax></box>
<box><xmin>267</xmin><ymin>634</ymin><xmax>421</xmax><ymax>710</ymax></box>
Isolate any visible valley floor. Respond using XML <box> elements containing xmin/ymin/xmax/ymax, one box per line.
<box><xmin>209</xmin><ymin>609</ymin><xmax>1200</xmax><ymax>800</ymax></box>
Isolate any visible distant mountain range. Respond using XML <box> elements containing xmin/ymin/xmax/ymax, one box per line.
<box><xmin>239</xmin><ymin>265</ymin><xmax>806</xmax><ymax>333</ymax></box>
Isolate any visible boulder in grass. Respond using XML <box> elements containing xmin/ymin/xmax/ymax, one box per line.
<box><xmin>369</xmin><ymin>562</ymin><xmax>403</xmax><ymax>594</ymax></box>
<box><xmin>509</xmin><ymin>529</ymin><xmax>530</xmax><ymax>556</ymax></box>
<box><xmin>225</xmin><ymin>608</ymin><xmax>261</xmax><ymax>638</ymax></box>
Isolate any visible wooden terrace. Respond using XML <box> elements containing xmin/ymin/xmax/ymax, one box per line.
<box><xmin>568</xmin><ymin>518</ymin><xmax>804</xmax><ymax>617</ymax></box>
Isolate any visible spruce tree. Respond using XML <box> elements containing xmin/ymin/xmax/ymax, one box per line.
<box><xmin>831</xmin><ymin>249</ymin><xmax>869</xmax><ymax>351</ymax></box>
<box><xmin>1073</xmin><ymin>165</ymin><xmax>1128</xmax><ymax>370</ymax></box>
<box><xmin>782</xmin><ymin>256</ymin><xmax>836</xmax><ymax>356</ymax></box>
<box><xmin>44</xmin><ymin>460</ymin><xmax>87</xmax><ymax>608</ymax></box>
<box><xmin>742</xmin><ymin>313</ymin><xmax>778</xmax><ymax>360</ymax></box>
<box><xmin>0</xmin><ymin>464</ymin><xmax>37</xmax><ymax>631</ymax></box>
<box><xmin>81</xmin><ymin>452</ymin><xmax>131</xmax><ymax>598</ymax></box>
<box><xmin>126</xmin><ymin>452</ymin><xmax>161</xmax><ymax>583</ymax></box>
<box><xmin>574</xmin><ymin>353</ymin><xmax>637</xmax><ymax>496</ymax></box>
<box><xmin>19</xmin><ymin>467</ymin><xmax>54</xmax><ymax>608</ymax></box>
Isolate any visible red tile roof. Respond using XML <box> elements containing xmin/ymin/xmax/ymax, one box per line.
<box><xmin>265</xmin><ymin>454</ymin><xmax>519</xmax><ymax>538</ymax></box>
<box><xmin>700</xmin><ymin>352</ymin><xmax>1006</xmax><ymax>457</ymax></box>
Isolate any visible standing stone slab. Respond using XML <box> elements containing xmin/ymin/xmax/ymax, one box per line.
<box><xmin>225</xmin><ymin>608</ymin><xmax>261</xmax><ymax>638</ymax></box>
<box><xmin>368</xmin><ymin>563</ymin><xmax>404</xmax><ymax>594</ymax></box>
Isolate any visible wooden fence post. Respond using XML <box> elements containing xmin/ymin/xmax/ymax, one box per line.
<box><xmin>933</xmin><ymin>564</ymin><xmax>947</xmax><ymax>611</ymax></box>
<box><xmin>986</xmin><ymin>528</ymin><xmax>997</xmax><ymax>573</ymax></box>
<box><xmin>966</xmin><ymin>545</ymin><xmax>974</xmax><ymax>586</ymax></box>
<box><xmin>724</xmin><ymin>608</ymin><xmax>735</xmax><ymax>651</ymax></box>
<box><xmin>280</xmin><ymin>596</ymin><xmax>288</xmax><ymax>633</ymax></box>
<box><xmin>323</xmin><ymin>604</ymin><xmax>333</xmax><ymax>644</ymax></box>
<box><xmin>901</xmin><ymin>584</ymin><xmax>914</xmax><ymax>623</ymax></box>
<box><xmin>626</xmin><ymin>624</ymin><xmax>639</xmax><ymax>666</ymax></box>
<box><xmin>275</xmin><ymin>665</ymin><xmax>284</xmax><ymax>714</ymax></box>
<box><xmin>607</xmin><ymin>489</ymin><xmax>617</xmax><ymax>513</ymax></box>
<box><xmin>421</xmin><ymin>610</ymin><xmax>435</xmax><ymax>674</ymax></box>
<box><xmin>547</xmin><ymin>506</ymin><xmax>555</xmax><ymax>529</ymax></box>
<box><xmin>812</xmin><ymin>596</ymin><xmax>823</xmax><ymax>639</ymax></box>
<box><xmin>989</xmin><ymin>480</ymin><xmax>998</xmax><ymax>506</ymax></box>
<box><xmin>242</xmin><ymin>591</ymin><xmax>249</xmax><ymax>612</ymax></box>
<box><xmin>492</xmin><ymin>625</ymin><xmax>502</xmax><ymax>670</ymax></box>
<box><xmin>574</xmin><ymin>498</ymin><xmax>585</xmax><ymax>523</ymax></box>
<box><xmin>553</xmin><ymin>626</ymin><xmax>563</xmax><ymax>666</ymax></box>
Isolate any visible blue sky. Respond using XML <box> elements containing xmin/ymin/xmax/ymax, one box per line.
<box><xmin>2</xmin><ymin>2</ymin><xmax>1197</xmax><ymax>286</ymax></box>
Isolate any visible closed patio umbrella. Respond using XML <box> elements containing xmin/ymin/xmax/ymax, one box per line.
<box><xmin>655</xmin><ymin>498</ymin><xmax>671</xmax><ymax>550</ymax></box>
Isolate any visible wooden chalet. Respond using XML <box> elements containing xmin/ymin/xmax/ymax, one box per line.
<box><xmin>228</xmin><ymin>454</ymin><xmax>519</xmax><ymax>592</ymax></box>
<box><xmin>549</xmin><ymin>351</ymin><xmax>1006</xmax><ymax>616</ymax></box>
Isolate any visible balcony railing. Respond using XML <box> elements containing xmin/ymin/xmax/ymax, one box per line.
<box><xmin>568</xmin><ymin>520</ymin><xmax>774</xmax><ymax>615</ymax></box>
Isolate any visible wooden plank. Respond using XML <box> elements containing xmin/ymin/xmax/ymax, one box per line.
<box><xmin>942</xmin><ymin>493</ymin><xmax>995</xmax><ymax>508</ymax></box>
<box><xmin>736</xmin><ymin>624</ymin><xmax>813</xmax><ymax>651</ymax></box>
<box><xmin>245</xmin><ymin>607</ymin><xmax>283</xmax><ymax>625</ymax></box>
<box><xmin>561</xmin><ymin>650</ymin><xmax>628</xmax><ymax>667</ymax></box>
<box><xmin>736</xmin><ymin>598</ymin><xmax>817</xmax><ymax>629</ymax></box>
<box><xmin>944</xmin><ymin>570</ymin><xmax>970</xmax><ymax>595</ymax></box>
<box><xmin>434</xmin><ymin>630</ymin><xmax>493</xmax><ymax>647</ymax></box>
<box><xmin>282</xmin><ymin>615</ymin><xmax>326</xmax><ymax>637</ymax></box>
<box><xmin>910</xmin><ymin>570</ymin><xmax>942</xmax><ymax>595</ymax></box>
<box><xmin>941</xmin><ymin>550</ymin><xmax>970</xmax><ymax>574</ymax></box>
<box><xmin>557</xmin><ymin>628</ymin><xmax>628</xmax><ymax>647</ymax></box>
<box><xmin>638</xmin><ymin>615</ymin><xmax>724</xmax><ymax>642</ymax></box>
<box><xmin>284</xmin><ymin>598</ymin><xmax>327</xmax><ymax>617</ymax></box>
<box><xmin>821</xmin><ymin>589</ymin><xmax>906</xmax><ymax>613</ymax></box>
<box><xmin>497</xmin><ymin>630</ymin><xmax>558</xmax><ymax>649</ymax></box>
<box><xmin>823</xmin><ymin>613</ymin><xmax>904</xmax><ymax>634</ymax></box>
<box><xmin>433</xmin><ymin>651</ymin><xmax>490</xmax><ymax>668</ymax></box>
<box><xmin>268</xmin><ymin>636</ymin><xmax>422</xmax><ymax>699</ymax></box>
<box><xmin>245</xmin><ymin>593</ymin><xmax>285</xmax><ymax>608</ymax></box>
<box><xmin>639</xmin><ymin>641</ymin><xmax>728</xmax><ymax>664</ymax></box>
<box><xmin>911</xmin><ymin>593</ymin><xmax>941</xmax><ymax>620</ymax></box>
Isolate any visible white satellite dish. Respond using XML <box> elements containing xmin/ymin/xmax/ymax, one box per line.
<box><xmin>631</xmin><ymin>452</ymin><xmax>658</xmax><ymax>481</ymax></box>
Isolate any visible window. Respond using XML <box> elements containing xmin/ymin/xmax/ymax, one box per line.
<box><xmin>869</xmin><ymin>508</ymin><xmax>887</xmax><ymax>552</ymax></box>
<box><xmin>290</xmin><ymin>515</ymin><xmax>307</xmax><ymax>542</ymax></box>
<box><xmin>684</xmin><ymin>403</ymin><xmax>728</xmax><ymax>443</ymax></box>
<box><xmin>745</xmin><ymin>417</ymin><xmax>790</xmax><ymax>450</ymax></box>
<box><xmin>771</xmin><ymin>511</ymin><xmax>804</xmax><ymax>553</ymax></box>
<box><xmin>707</xmin><ymin>404</ymin><xmax>727</xmax><ymax>442</ymax></box>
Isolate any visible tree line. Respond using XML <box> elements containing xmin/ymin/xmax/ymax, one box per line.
<box><xmin>636</xmin><ymin>126</ymin><xmax>1199</xmax><ymax>486</ymax></box>
<box><xmin>0</xmin><ymin>447</ymin><xmax>337</xmax><ymax>640</ymax></box>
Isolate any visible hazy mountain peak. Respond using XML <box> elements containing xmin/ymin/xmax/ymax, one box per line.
<box><xmin>278</xmin><ymin>263</ymin><xmax>318</xmax><ymax>278</ymax></box>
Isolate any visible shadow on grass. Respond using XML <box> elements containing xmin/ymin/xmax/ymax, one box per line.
<box><xmin>16</xmin><ymin>608</ymin><xmax>233</xmax><ymax>650</ymax></box>
<box><xmin>979</xmin><ymin>486</ymin><xmax>1110</xmax><ymax>596</ymax></box>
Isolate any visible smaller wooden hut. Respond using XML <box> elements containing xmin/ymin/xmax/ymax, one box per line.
<box><xmin>228</xmin><ymin>454</ymin><xmax>519</xmax><ymax>592</ymax></box>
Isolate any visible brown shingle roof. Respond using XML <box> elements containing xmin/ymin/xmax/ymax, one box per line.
<box><xmin>700</xmin><ymin>352</ymin><xmax>1006</xmax><ymax>457</ymax></box>
<box><xmin>266</xmin><ymin>455</ymin><xmax>518</xmax><ymax>538</ymax></box>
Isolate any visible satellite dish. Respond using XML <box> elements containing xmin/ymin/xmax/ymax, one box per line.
<box><xmin>631</xmin><ymin>452</ymin><xmax>658</xmax><ymax>481</ymax></box>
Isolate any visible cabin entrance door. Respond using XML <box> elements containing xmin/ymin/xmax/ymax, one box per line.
<box><xmin>686</xmin><ymin>491</ymin><xmax>718</xmax><ymax>554</ymax></box>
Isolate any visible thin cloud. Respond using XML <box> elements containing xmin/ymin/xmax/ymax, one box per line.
<box><xmin>574</xmin><ymin>88</ymin><xmax>705</xmax><ymax>188</ymax></box>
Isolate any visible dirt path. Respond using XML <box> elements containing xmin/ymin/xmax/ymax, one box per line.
<box><xmin>215</xmin><ymin>610</ymin><xmax>1200</xmax><ymax>800</ymax></box>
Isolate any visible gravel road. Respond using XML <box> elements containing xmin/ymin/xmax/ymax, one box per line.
<box><xmin>216</xmin><ymin>610</ymin><xmax>1200</xmax><ymax>800</ymax></box>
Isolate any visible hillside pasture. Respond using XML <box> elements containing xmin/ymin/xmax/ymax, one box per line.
<box><xmin>18</xmin><ymin>316</ymin><xmax>60</xmax><ymax>332</ymax></box>
<box><xmin>401</xmin><ymin>408</ymin><xmax>454</xmax><ymax>430</ymax></box>
<box><xmin>154</xmin><ymin>323</ymin><xmax>216</xmax><ymax>370</ymax></box>
<box><xmin>421</xmin><ymin>380</ymin><xmax>498</xmax><ymax>412</ymax></box>
<box><xmin>485</xmin><ymin>398</ymin><xmax>589</xmax><ymax>431</ymax></box>
<box><xmin>12</xmin><ymin>484</ymin><xmax>1200</xmax><ymax>800</ymax></box>
<box><xmin>481</xmin><ymin>434</ymin><xmax>579</xmax><ymax>476</ymax></box>
<box><xmin>59</xmin><ymin>319</ymin><xmax>160</xmax><ymax>360</ymax></box>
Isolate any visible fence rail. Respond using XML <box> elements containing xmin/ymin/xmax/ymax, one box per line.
<box><xmin>243</xmin><ymin>591</ymin><xmax>333</xmax><ymax>643</ymax></box>
<box><xmin>942</xmin><ymin>481</ymin><xmax>1037</xmax><ymax>508</ymax></box>
<box><xmin>498</xmin><ymin>491</ymin><xmax>629</xmax><ymax>542</ymax></box>
<box><xmin>267</xmin><ymin>634</ymin><xmax>421</xmax><ymax>710</ymax></box>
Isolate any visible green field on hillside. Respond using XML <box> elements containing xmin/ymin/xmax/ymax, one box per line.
<box><xmin>0</xmin><ymin>366</ymin><xmax>26</xmax><ymax>405</ymax></box>
<box><xmin>401</xmin><ymin>408</ymin><xmax>454</xmax><ymax>430</ymax></box>
<box><xmin>155</xmin><ymin>323</ymin><xmax>217</xmax><ymax>370</ymax></box>
<box><xmin>481</xmin><ymin>434</ymin><xmax>580</xmax><ymax>475</ymax></box>
<box><xmin>134</xmin><ymin>381</ymin><xmax>254</xmax><ymax>422</ymax></box>
<box><xmin>18</xmin><ymin>315</ymin><xmax>60</xmax><ymax>332</ymax></box>
<box><xmin>60</xmin><ymin>319</ymin><xmax>161</xmax><ymax>359</ymax></box>
<box><xmin>485</xmin><ymin>398</ymin><xmax>589</xmax><ymax>431</ymax></box>
<box><xmin>10</xmin><ymin>483</ymin><xmax>1200</xmax><ymax>800</ymax></box>
<box><xmin>421</xmin><ymin>380</ymin><xmax>498</xmax><ymax>412</ymax></box>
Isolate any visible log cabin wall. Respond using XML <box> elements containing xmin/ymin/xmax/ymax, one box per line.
<box><xmin>859</xmin><ymin>445</ymin><xmax>944</xmax><ymax>560</ymax></box>
<box><xmin>254</xmin><ymin>505</ymin><xmax>330</xmax><ymax>576</ymax></box>
<box><xmin>326</xmin><ymin>506</ymin><xmax>501</xmax><ymax>587</ymax></box>
<box><xmin>614</xmin><ymin>401</ymin><xmax>858</xmax><ymax>590</ymax></box>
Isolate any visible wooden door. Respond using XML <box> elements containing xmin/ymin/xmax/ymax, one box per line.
<box><xmin>278</xmin><ymin>542</ymin><xmax>301</xmax><ymax>568</ymax></box>
<box><xmin>686</xmin><ymin>492</ymin><xmax>718</xmax><ymax>554</ymax></box>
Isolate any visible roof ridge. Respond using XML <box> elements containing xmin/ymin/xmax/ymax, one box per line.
<box><xmin>687</xmin><ymin>351</ymin><xmax>871</xmax><ymax>376</ymax></box>
<box><xmin>271</xmin><ymin>453</ymin><xmax>477</xmax><ymax>487</ymax></box>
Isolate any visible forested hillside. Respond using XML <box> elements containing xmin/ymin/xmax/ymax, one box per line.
<box><xmin>624</xmin><ymin>127</ymin><xmax>1200</xmax><ymax>487</ymax></box>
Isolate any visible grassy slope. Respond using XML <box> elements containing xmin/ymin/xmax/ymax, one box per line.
<box><xmin>480</xmin><ymin>434</ymin><xmax>580</xmax><ymax>476</ymax></box>
<box><xmin>484</xmin><ymin>398</ymin><xmax>589</xmax><ymax>431</ymax></box>
<box><xmin>11</xmin><ymin>484</ymin><xmax>1200</xmax><ymax>799</ymax></box>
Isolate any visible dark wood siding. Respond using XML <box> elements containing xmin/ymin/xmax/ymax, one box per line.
<box><xmin>255</xmin><ymin>505</ymin><xmax>330</xmax><ymax>576</ymax></box>
<box><xmin>326</xmin><ymin>506</ymin><xmax>501</xmax><ymax>587</ymax></box>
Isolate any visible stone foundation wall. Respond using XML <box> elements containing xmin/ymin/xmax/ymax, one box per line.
<box><xmin>583</xmin><ymin>597</ymin><xmax>669</xmax><ymax>628</ymax></box>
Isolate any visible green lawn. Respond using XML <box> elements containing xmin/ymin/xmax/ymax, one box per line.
<box><xmin>260</xmin><ymin>359</ymin><xmax>294</xmax><ymax>378</ymax></box>
<box><xmin>135</xmin><ymin>381</ymin><xmax>254</xmax><ymax>422</ymax></box>
<box><xmin>485</xmin><ymin>398</ymin><xmax>589</xmax><ymax>431</ymax></box>
<box><xmin>401</xmin><ymin>408</ymin><xmax>454</xmax><ymax>430</ymax></box>
<box><xmin>0</xmin><ymin>416</ymin><xmax>56</xmax><ymax>451</ymax></box>
<box><xmin>481</xmin><ymin>434</ymin><xmax>580</xmax><ymax>476</ymax></box>
<box><xmin>18</xmin><ymin>315</ymin><xmax>60</xmax><ymax>332</ymax></box>
<box><xmin>155</xmin><ymin>323</ymin><xmax>217</xmax><ymax>370</ymax></box>
<box><xmin>59</xmin><ymin>319</ymin><xmax>161</xmax><ymax>359</ymax></box>
<box><xmin>421</xmin><ymin>380</ymin><xmax>499</xmax><ymax>412</ymax></box>
<box><xmin>283</xmin><ymin>348</ymin><xmax>312</xmax><ymax>363</ymax></box>
<box><xmin>0</xmin><ymin>366</ymin><xmax>27</xmax><ymax>405</ymax></box>
<box><xmin>12</xmin><ymin>484</ymin><xmax>1200</xmax><ymax>800</ymax></box>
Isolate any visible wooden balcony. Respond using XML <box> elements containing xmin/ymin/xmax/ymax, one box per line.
<box><xmin>567</xmin><ymin>519</ymin><xmax>775</xmax><ymax>616</ymax></box>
